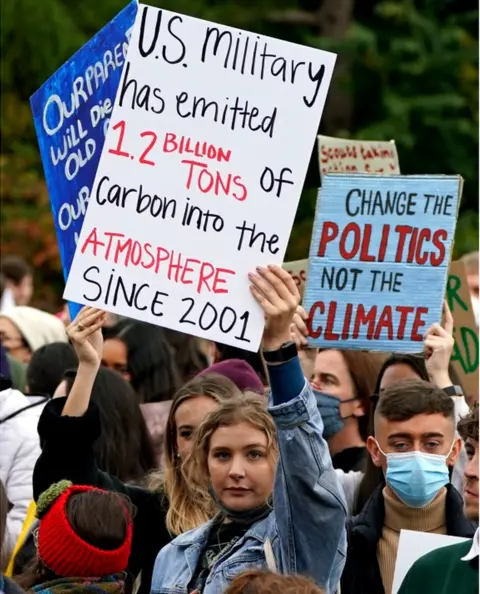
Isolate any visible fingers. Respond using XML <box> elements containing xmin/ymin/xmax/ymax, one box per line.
<box><xmin>249</xmin><ymin>265</ymin><xmax>300</xmax><ymax>308</ymax></box>
<box><xmin>443</xmin><ymin>299</ymin><xmax>454</xmax><ymax>335</ymax></box>
<box><xmin>424</xmin><ymin>322</ymin><xmax>450</xmax><ymax>340</ymax></box>
<box><xmin>293</xmin><ymin>306</ymin><xmax>308</xmax><ymax>336</ymax></box>
<box><xmin>67</xmin><ymin>308</ymin><xmax>105</xmax><ymax>340</ymax></box>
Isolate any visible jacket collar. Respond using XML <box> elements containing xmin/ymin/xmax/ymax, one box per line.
<box><xmin>349</xmin><ymin>483</ymin><xmax>477</xmax><ymax>547</ymax></box>
<box><xmin>172</xmin><ymin>512</ymin><xmax>276</xmax><ymax>549</ymax></box>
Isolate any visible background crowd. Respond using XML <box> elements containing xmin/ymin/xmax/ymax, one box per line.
<box><xmin>0</xmin><ymin>254</ymin><xmax>478</xmax><ymax>594</ymax></box>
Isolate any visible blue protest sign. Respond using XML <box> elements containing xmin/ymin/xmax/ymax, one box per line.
<box><xmin>30</xmin><ymin>1</ymin><xmax>137</xmax><ymax>319</ymax></box>
<box><xmin>304</xmin><ymin>174</ymin><xmax>462</xmax><ymax>352</ymax></box>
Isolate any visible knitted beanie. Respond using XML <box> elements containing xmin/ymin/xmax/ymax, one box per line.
<box><xmin>0</xmin><ymin>306</ymin><xmax>67</xmax><ymax>352</ymax></box>
<box><xmin>197</xmin><ymin>359</ymin><xmax>264</xmax><ymax>393</ymax></box>
<box><xmin>36</xmin><ymin>481</ymin><xmax>132</xmax><ymax>578</ymax></box>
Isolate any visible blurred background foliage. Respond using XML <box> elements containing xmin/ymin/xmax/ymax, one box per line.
<box><xmin>0</xmin><ymin>0</ymin><xmax>478</xmax><ymax>307</ymax></box>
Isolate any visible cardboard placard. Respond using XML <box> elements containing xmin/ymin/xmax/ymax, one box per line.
<box><xmin>318</xmin><ymin>135</ymin><xmax>400</xmax><ymax>182</ymax></box>
<box><xmin>30</xmin><ymin>1</ymin><xmax>138</xmax><ymax>319</ymax></box>
<box><xmin>303</xmin><ymin>174</ymin><xmax>462</xmax><ymax>352</ymax></box>
<box><xmin>64</xmin><ymin>4</ymin><xmax>337</xmax><ymax>350</ymax></box>
<box><xmin>283</xmin><ymin>259</ymin><xmax>308</xmax><ymax>298</ymax></box>
<box><xmin>446</xmin><ymin>261</ymin><xmax>479</xmax><ymax>399</ymax></box>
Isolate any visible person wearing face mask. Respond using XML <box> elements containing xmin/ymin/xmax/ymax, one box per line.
<box><xmin>340</xmin><ymin>379</ymin><xmax>476</xmax><ymax>594</ymax></box>
<box><xmin>397</xmin><ymin>404</ymin><xmax>479</xmax><ymax>594</ymax></box>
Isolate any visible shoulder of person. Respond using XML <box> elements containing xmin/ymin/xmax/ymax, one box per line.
<box><xmin>410</xmin><ymin>539</ymin><xmax>474</xmax><ymax>573</ymax></box>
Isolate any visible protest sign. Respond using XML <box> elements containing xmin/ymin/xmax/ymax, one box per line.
<box><xmin>30</xmin><ymin>1</ymin><xmax>138</xmax><ymax>318</ymax></box>
<box><xmin>63</xmin><ymin>4</ymin><xmax>337</xmax><ymax>349</ymax></box>
<box><xmin>283</xmin><ymin>259</ymin><xmax>308</xmax><ymax>298</ymax></box>
<box><xmin>392</xmin><ymin>530</ymin><xmax>469</xmax><ymax>594</ymax></box>
<box><xmin>303</xmin><ymin>174</ymin><xmax>462</xmax><ymax>352</ymax></box>
<box><xmin>318</xmin><ymin>135</ymin><xmax>400</xmax><ymax>182</ymax></box>
<box><xmin>446</xmin><ymin>261</ymin><xmax>479</xmax><ymax>400</ymax></box>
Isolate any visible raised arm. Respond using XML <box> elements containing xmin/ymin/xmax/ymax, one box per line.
<box><xmin>32</xmin><ymin>307</ymin><xmax>120</xmax><ymax>499</ymax></box>
<box><xmin>250</xmin><ymin>266</ymin><xmax>347</xmax><ymax>593</ymax></box>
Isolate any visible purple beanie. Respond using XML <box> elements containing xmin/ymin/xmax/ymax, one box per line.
<box><xmin>197</xmin><ymin>359</ymin><xmax>264</xmax><ymax>394</ymax></box>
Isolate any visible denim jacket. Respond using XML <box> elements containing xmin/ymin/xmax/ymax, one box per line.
<box><xmin>151</xmin><ymin>357</ymin><xmax>347</xmax><ymax>594</ymax></box>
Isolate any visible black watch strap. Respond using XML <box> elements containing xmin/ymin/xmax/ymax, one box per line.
<box><xmin>263</xmin><ymin>340</ymin><xmax>298</xmax><ymax>364</ymax></box>
<box><xmin>442</xmin><ymin>385</ymin><xmax>464</xmax><ymax>397</ymax></box>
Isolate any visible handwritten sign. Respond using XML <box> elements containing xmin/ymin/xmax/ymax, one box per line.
<box><xmin>283</xmin><ymin>259</ymin><xmax>308</xmax><ymax>298</ymax></box>
<box><xmin>303</xmin><ymin>174</ymin><xmax>462</xmax><ymax>352</ymax></box>
<box><xmin>318</xmin><ymin>135</ymin><xmax>400</xmax><ymax>182</ymax></box>
<box><xmin>63</xmin><ymin>4</ymin><xmax>337</xmax><ymax>350</ymax></box>
<box><xmin>446</xmin><ymin>261</ymin><xmax>479</xmax><ymax>400</ymax></box>
<box><xmin>30</xmin><ymin>1</ymin><xmax>138</xmax><ymax>318</ymax></box>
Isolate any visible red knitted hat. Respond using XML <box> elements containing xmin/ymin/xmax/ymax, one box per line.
<box><xmin>37</xmin><ymin>482</ymin><xmax>133</xmax><ymax>577</ymax></box>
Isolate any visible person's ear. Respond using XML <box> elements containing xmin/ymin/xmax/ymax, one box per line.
<box><xmin>352</xmin><ymin>398</ymin><xmax>366</xmax><ymax>418</ymax></box>
<box><xmin>367</xmin><ymin>435</ymin><xmax>383</xmax><ymax>468</ymax></box>
<box><xmin>447</xmin><ymin>436</ymin><xmax>463</xmax><ymax>466</ymax></box>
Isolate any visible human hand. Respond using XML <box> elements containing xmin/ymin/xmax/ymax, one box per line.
<box><xmin>290</xmin><ymin>305</ymin><xmax>317</xmax><ymax>378</ymax></box>
<box><xmin>66</xmin><ymin>307</ymin><xmax>106</xmax><ymax>369</ymax></box>
<box><xmin>424</xmin><ymin>300</ymin><xmax>454</xmax><ymax>389</ymax></box>
<box><xmin>249</xmin><ymin>265</ymin><xmax>300</xmax><ymax>352</ymax></box>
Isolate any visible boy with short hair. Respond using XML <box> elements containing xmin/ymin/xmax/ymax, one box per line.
<box><xmin>397</xmin><ymin>405</ymin><xmax>479</xmax><ymax>594</ymax></box>
<box><xmin>341</xmin><ymin>379</ymin><xmax>476</xmax><ymax>594</ymax></box>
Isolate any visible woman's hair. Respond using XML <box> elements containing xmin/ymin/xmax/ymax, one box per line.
<box><xmin>154</xmin><ymin>373</ymin><xmax>241</xmax><ymax>535</ymax></box>
<box><xmin>353</xmin><ymin>353</ymin><xmax>464</xmax><ymax>515</ymax></box>
<box><xmin>186</xmin><ymin>392</ymin><xmax>278</xmax><ymax>495</ymax></box>
<box><xmin>0</xmin><ymin>256</ymin><xmax>32</xmax><ymax>285</ymax></box>
<box><xmin>318</xmin><ymin>349</ymin><xmax>386</xmax><ymax>441</ymax></box>
<box><xmin>0</xmin><ymin>479</ymin><xmax>8</xmax><ymax>571</ymax></box>
<box><xmin>17</xmin><ymin>489</ymin><xmax>134</xmax><ymax>589</ymax></box>
<box><xmin>103</xmin><ymin>320</ymin><xmax>182</xmax><ymax>403</ymax></box>
<box><xmin>161</xmin><ymin>328</ymin><xmax>209</xmax><ymax>383</ymax></box>
<box><xmin>214</xmin><ymin>342</ymin><xmax>269</xmax><ymax>386</ymax></box>
<box><xmin>27</xmin><ymin>342</ymin><xmax>78</xmax><ymax>396</ymax></box>
<box><xmin>224</xmin><ymin>570</ymin><xmax>324</xmax><ymax>594</ymax></box>
<box><xmin>63</xmin><ymin>367</ymin><xmax>157</xmax><ymax>484</ymax></box>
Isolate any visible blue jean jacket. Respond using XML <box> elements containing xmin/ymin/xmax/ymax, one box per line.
<box><xmin>151</xmin><ymin>357</ymin><xmax>347</xmax><ymax>594</ymax></box>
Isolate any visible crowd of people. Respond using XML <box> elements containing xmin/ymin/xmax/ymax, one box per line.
<box><xmin>0</xmin><ymin>253</ymin><xmax>478</xmax><ymax>594</ymax></box>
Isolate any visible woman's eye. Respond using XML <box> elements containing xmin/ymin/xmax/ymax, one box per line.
<box><xmin>465</xmin><ymin>447</ymin><xmax>475</xmax><ymax>459</ymax></box>
<box><xmin>180</xmin><ymin>430</ymin><xmax>192</xmax><ymax>439</ymax></box>
<box><xmin>214</xmin><ymin>451</ymin><xmax>230</xmax><ymax>460</ymax></box>
<box><xmin>248</xmin><ymin>451</ymin><xmax>263</xmax><ymax>460</ymax></box>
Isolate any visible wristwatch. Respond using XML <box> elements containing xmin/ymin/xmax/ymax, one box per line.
<box><xmin>442</xmin><ymin>385</ymin><xmax>464</xmax><ymax>397</ymax></box>
<box><xmin>262</xmin><ymin>340</ymin><xmax>298</xmax><ymax>364</ymax></box>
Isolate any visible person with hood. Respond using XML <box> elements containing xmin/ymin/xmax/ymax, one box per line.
<box><xmin>0</xmin><ymin>307</ymin><xmax>67</xmax><ymax>364</ymax></box>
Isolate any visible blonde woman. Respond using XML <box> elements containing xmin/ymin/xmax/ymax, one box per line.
<box><xmin>31</xmin><ymin>310</ymin><xmax>240</xmax><ymax>594</ymax></box>
<box><xmin>151</xmin><ymin>265</ymin><xmax>347</xmax><ymax>594</ymax></box>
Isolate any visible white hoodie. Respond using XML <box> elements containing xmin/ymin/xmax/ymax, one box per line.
<box><xmin>0</xmin><ymin>388</ymin><xmax>46</xmax><ymax>556</ymax></box>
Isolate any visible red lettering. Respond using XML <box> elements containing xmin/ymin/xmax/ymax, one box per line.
<box><xmin>232</xmin><ymin>176</ymin><xmax>248</xmax><ymax>201</ymax></box>
<box><xmin>353</xmin><ymin>305</ymin><xmax>377</xmax><ymax>339</ymax></box>
<box><xmin>168</xmin><ymin>251</ymin><xmax>183</xmax><ymax>283</ymax></box>
<box><xmin>342</xmin><ymin>303</ymin><xmax>353</xmax><ymax>339</ymax></box>
<box><xmin>198</xmin><ymin>167</ymin><xmax>215</xmax><ymax>193</ymax></box>
<box><xmin>141</xmin><ymin>243</ymin><xmax>155</xmax><ymax>270</ymax></box>
<box><xmin>154</xmin><ymin>247</ymin><xmax>170</xmax><ymax>274</ymax></box>
<box><xmin>374</xmin><ymin>306</ymin><xmax>393</xmax><ymax>340</ymax></box>
<box><xmin>431</xmin><ymin>229</ymin><xmax>448</xmax><ymax>266</ymax></box>
<box><xmin>339</xmin><ymin>223</ymin><xmax>361</xmax><ymax>260</ymax></box>
<box><xmin>317</xmin><ymin>222</ymin><xmax>339</xmax><ymax>257</ymax></box>
<box><xmin>415</xmin><ymin>228</ymin><xmax>431</xmax><ymax>265</ymax></box>
<box><xmin>307</xmin><ymin>302</ymin><xmax>325</xmax><ymax>339</ymax></box>
<box><xmin>394</xmin><ymin>225</ymin><xmax>413</xmax><ymax>262</ymax></box>
<box><xmin>359</xmin><ymin>224</ymin><xmax>376</xmax><ymax>262</ymax></box>
<box><xmin>81</xmin><ymin>227</ymin><xmax>106</xmax><ymax>257</ymax></box>
<box><xmin>324</xmin><ymin>302</ymin><xmax>340</xmax><ymax>340</ymax></box>
<box><xmin>412</xmin><ymin>307</ymin><xmax>428</xmax><ymax>341</ymax></box>
<box><xmin>103</xmin><ymin>232</ymin><xmax>124</xmax><ymax>260</ymax></box>
<box><xmin>130</xmin><ymin>241</ymin><xmax>142</xmax><ymax>266</ymax></box>
<box><xmin>212</xmin><ymin>268</ymin><xmax>235</xmax><ymax>294</ymax></box>
<box><xmin>163</xmin><ymin>132</ymin><xmax>177</xmax><ymax>153</ymax></box>
<box><xmin>197</xmin><ymin>262</ymin><xmax>215</xmax><ymax>294</ymax></box>
<box><xmin>181</xmin><ymin>159</ymin><xmax>208</xmax><ymax>190</ymax></box>
<box><xmin>378</xmin><ymin>225</ymin><xmax>390</xmax><ymax>262</ymax></box>
<box><xmin>396</xmin><ymin>306</ymin><xmax>415</xmax><ymax>340</ymax></box>
<box><xmin>114</xmin><ymin>238</ymin><xmax>132</xmax><ymax>265</ymax></box>
<box><xmin>407</xmin><ymin>227</ymin><xmax>419</xmax><ymax>263</ymax></box>
<box><xmin>180</xmin><ymin>258</ymin><xmax>200</xmax><ymax>286</ymax></box>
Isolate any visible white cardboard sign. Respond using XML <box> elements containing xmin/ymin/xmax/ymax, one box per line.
<box><xmin>392</xmin><ymin>529</ymin><xmax>470</xmax><ymax>594</ymax></box>
<box><xmin>64</xmin><ymin>4</ymin><xmax>337</xmax><ymax>350</ymax></box>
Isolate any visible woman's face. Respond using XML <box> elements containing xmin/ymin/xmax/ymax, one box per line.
<box><xmin>175</xmin><ymin>395</ymin><xmax>219</xmax><ymax>458</ymax></box>
<box><xmin>0</xmin><ymin>317</ymin><xmax>31</xmax><ymax>363</ymax></box>
<box><xmin>102</xmin><ymin>338</ymin><xmax>131</xmax><ymax>382</ymax></box>
<box><xmin>379</xmin><ymin>363</ymin><xmax>420</xmax><ymax>392</ymax></box>
<box><xmin>208</xmin><ymin>421</ymin><xmax>274</xmax><ymax>511</ymax></box>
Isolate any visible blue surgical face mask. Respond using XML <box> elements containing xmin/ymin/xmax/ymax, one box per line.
<box><xmin>313</xmin><ymin>391</ymin><xmax>359</xmax><ymax>439</ymax></box>
<box><xmin>377</xmin><ymin>441</ymin><xmax>453</xmax><ymax>508</ymax></box>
